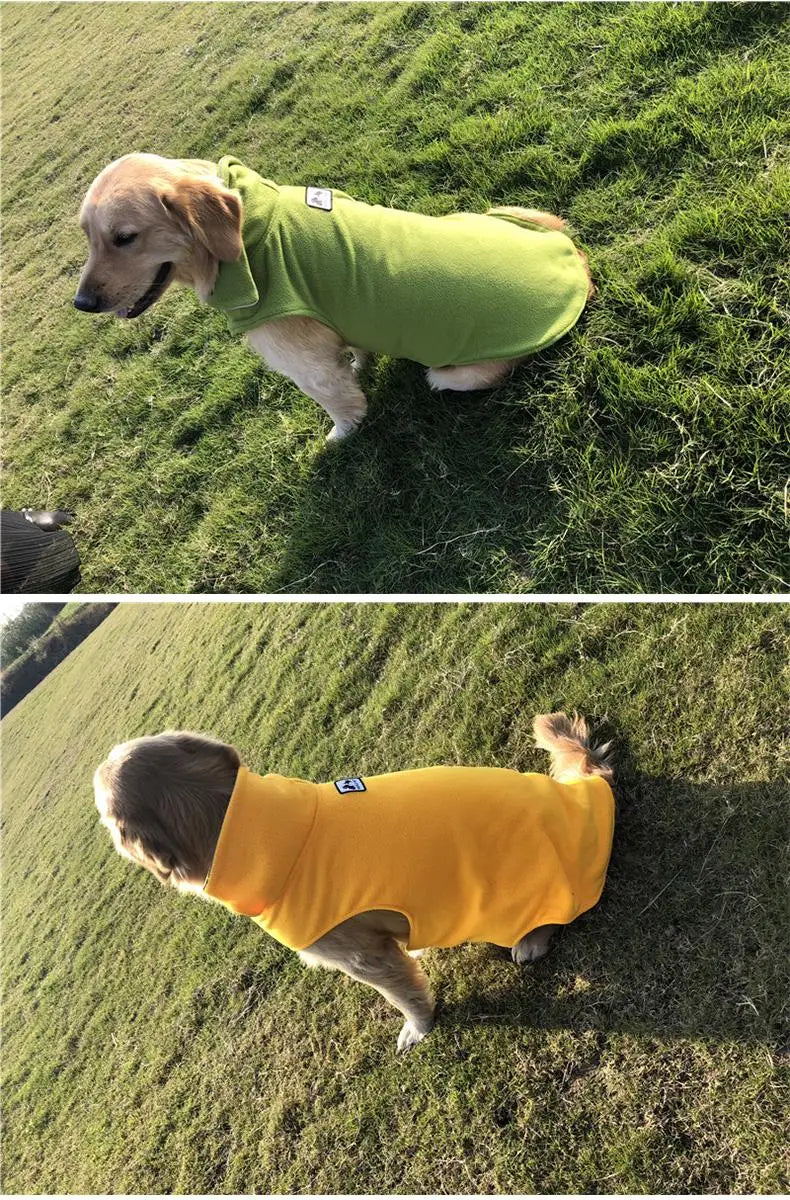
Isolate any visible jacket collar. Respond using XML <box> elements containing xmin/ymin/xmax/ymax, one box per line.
<box><xmin>205</xmin><ymin>247</ymin><xmax>260</xmax><ymax>313</ymax></box>
<box><xmin>204</xmin><ymin>155</ymin><xmax>269</xmax><ymax>314</ymax></box>
<box><xmin>204</xmin><ymin>766</ymin><xmax>317</xmax><ymax>917</ymax></box>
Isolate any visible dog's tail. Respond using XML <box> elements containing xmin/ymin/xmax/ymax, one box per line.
<box><xmin>486</xmin><ymin>205</ymin><xmax>567</xmax><ymax>232</ymax></box>
<box><xmin>533</xmin><ymin>711</ymin><xmax>614</xmax><ymax>784</ymax></box>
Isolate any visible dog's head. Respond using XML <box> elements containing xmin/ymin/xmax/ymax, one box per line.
<box><xmin>94</xmin><ymin>730</ymin><xmax>240</xmax><ymax>891</ymax></box>
<box><xmin>75</xmin><ymin>154</ymin><xmax>243</xmax><ymax>317</ymax></box>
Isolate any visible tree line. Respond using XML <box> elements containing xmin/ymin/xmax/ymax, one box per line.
<box><xmin>1</xmin><ymin>604</ymin><xmax>117</xmax><ymax>716</ymax></box>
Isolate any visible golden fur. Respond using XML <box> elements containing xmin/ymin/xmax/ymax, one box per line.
<box><xmin>78</xmin><ymin>155</ymin><xmax>239</xmax><ymax>313</ymax></box>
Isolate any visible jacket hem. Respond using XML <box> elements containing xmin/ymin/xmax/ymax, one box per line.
<box><xmin>236</xmin><ymin>306</ymin><xmax>347</xmax><ymax>340</ymax></box>
<box><xmin>287</xmin><ymin>904</ymin><xmax>415</xmax><ymax>953</ymax></box>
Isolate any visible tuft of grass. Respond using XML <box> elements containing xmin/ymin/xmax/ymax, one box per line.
<box><xmin>2</xmin><ymin>600</ymin><xmax>789</xmax><ymax>1192</ymax></box>
<box><xmin>2</xmin><ymin>2</ymin><xmax>789</xmax><ymax>593</ymax></box>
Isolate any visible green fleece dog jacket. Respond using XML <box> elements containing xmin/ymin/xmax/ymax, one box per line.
<box><xmin>207</xmin><ymin>156</ymin><xmax>590</xmax><ymax>368</ymax></box>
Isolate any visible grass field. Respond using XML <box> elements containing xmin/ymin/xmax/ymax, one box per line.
<box><xmin>2</xmin><ymin>600</ymin><xmax>788</xmax><ymax>1193</ymax></box>
<box><xmin>2</xmin><ymin>2</ymin><xmax>789</xmax><ymax>594</ymax></box>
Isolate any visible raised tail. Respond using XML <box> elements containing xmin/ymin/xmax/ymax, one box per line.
<box><xmin>533</xmin><ymin>711</ymin><xmax>614</xmax><ymax>784</ymax></box>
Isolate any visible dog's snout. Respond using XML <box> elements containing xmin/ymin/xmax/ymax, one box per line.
<box><xmin>74</xmin><ymin>289</ymin><xmax>103</xmax><ymax>313</ymax></box>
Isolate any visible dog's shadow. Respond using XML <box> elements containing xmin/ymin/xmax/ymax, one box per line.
<box><xmin>436</xmin><ymin>770</ymin><xmax>787</xmax><ymax>1052</ymax></box>
<box><xmin>264</xmin><ymin>353</ymin><xmax>573</xmax><ymax>593</ymax></box>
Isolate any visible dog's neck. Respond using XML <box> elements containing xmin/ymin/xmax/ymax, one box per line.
<box><xmin>174</xmin><ymin>248</ymin><xmax>220</xmax><ymax>302</ymax></box>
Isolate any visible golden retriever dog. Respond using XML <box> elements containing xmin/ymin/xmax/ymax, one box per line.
<box><xmin>76</xmin><ymin>154</ymin><xmax>593</xmax><ymax>441</ymax></box>
<box><xmin>94</xmin><ymin>713</ymin><xmax>614</xmax><ymax>1052</ymax></box>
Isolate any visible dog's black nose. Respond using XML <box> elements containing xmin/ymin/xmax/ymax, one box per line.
<box><xmin>74</xmin><ymin>290</ymin><xmax>102</xmax><ymax>312</ymax></box>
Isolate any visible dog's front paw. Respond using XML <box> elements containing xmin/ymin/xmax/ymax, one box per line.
<box><xmin>397</xmin><ymin>1020</ymin><xmax>431</xmax><ymax>1053</ymax></box>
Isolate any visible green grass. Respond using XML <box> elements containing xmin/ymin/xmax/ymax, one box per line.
<box><xmin>2</xmin><ymin>2</ymin><xmax>789</xmax><ymax>593</ymax></box>
<box><xmin>2</xmin><ymin>600</ymin><xmax>788</xmax><ymax>1193</ymax></box>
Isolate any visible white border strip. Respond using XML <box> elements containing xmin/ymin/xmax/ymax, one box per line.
<box><xmin>6</xmin><ymin>593</ymin><xmax>789</xmax><ymax>605</ymax></box>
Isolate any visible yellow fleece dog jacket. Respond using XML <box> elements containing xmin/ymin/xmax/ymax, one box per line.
<box><xmin>206</xmin><ymin>156</ymin><xmax>590</xmax><ymax>367</ymax></box>
<box><xmin>204</xmin><ymin>766</ymin><xmax>614</xmax><ymax>951</ymax></box>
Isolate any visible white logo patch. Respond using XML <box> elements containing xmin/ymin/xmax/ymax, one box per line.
<box><xmin>335</xmin><ymin>777</ymin><xmax>366</xmax><ymax>794</ymax></box>
<box><xmin>305</xmin><ymin>186</ymin><xmax>333</xmax><ymax>211</ymax></box>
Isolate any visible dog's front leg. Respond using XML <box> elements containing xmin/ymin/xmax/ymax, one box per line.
<box><xmin>247</xmin><ymin>315</ymin><xmax>368</xmax><ymax>441</ymax></box>
<box><xmin>300</xmin><ymin>912</ymin><xmax>436</xmax><ymax>1052</ymax></box>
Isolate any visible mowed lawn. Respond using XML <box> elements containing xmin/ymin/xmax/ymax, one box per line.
<box><xmin>2</xmin><ymin>2</ymin><xmax>789</xmax><ymax>594</ymax></box>
<box><xmin>2</xmin><ymin>600</ymin><xmax>788</xmax><ymax>1193</ymax></box>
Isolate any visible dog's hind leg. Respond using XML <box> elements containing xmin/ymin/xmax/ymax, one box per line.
<box><xmin>426</xmin><ymin>357</ymin><xmax>518</xmax><ymax>392</ymax></box>
<box><xmin>248</xmin><ymin>315</ymin><xmax>368</xmax><ymax>441</ymax></box>
<box><xmin>511</xmin><ymin>923</ymin><xmax>561</xmax><ymax>966</ymax></box>
<box><xmin>300</xmin><ymin>910</ymin><xmax>436</xmax><ymax>1052</ymax></box>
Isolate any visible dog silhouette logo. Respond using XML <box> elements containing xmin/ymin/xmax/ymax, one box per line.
<box><xmin>334</xmin><ymin>777</ymin><xmax>366</xmax><ymax>794</ymax></box>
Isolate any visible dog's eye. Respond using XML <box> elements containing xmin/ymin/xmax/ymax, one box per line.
<box><xmin>113</xmin><ymin>231</ymin><xmax>138</xmax><ymax>247</ymax></box>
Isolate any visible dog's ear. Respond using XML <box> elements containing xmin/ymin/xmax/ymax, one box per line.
<box><xmin>115</xmin><ymin>818</ymin><xmax>178</xmax><ymax>881</ymax></box>
<box><xmin>160</xmin><ymin>177</ymin><xmax>242</xmax><ymax>262</ymax></box>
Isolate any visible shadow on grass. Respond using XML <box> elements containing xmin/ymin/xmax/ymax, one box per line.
<box><xmin>436</xmin><ymin>773</ymin><xmax>787</xmax><ymax>1051</ymax></box>
<box><xmin>264</xmin><ymin>355</ymin><xmax>572</xmax><ymax>594</ymax></box>
<box><xmin>255</xmin><ymin>317</ymin><xmax>784</xmax><ymax>594</ymax></box>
